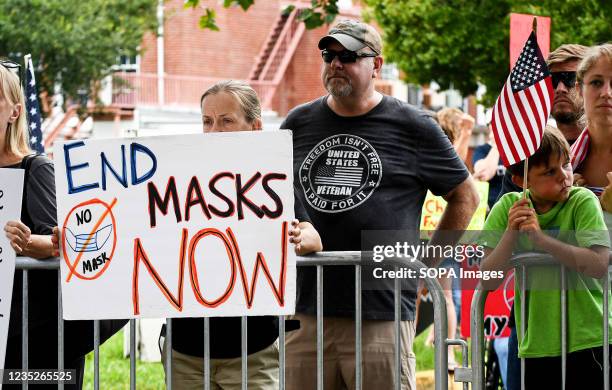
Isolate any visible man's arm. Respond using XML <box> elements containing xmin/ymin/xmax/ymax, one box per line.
<box><xmin>473</xmin><ymin>144</ymin><xmax>500</xmax><ymax>182</ymax></box>
<box><xmin>453</xmin><ymin>114</ymin><xmax>474</xmax><ymax>162</ymax></box>
<box><xmin>425</xmin><ymin>176</ymin><xmax>479</xmax><ymax>266</ymax></box>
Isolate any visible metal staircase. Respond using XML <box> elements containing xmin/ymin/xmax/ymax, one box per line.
<box><xmin>248</xmin><ymin>8</ymin><xmax>306</xmax><ymax>108</ymax></box>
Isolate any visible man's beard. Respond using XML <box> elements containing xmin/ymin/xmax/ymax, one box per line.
<box><xmin>324</xmin><ymin>71</ymin><xmax>353</xmax><ymax>97</ymax></box>
<box><xmin>552</xmin><ymin>90</ymin><xmax>581</xmax><ymax>125</ymax></box>
<box><xmin>552</xmin><ymin>109</ymin><xmax>578</xmax><ymax>125</ymax></box>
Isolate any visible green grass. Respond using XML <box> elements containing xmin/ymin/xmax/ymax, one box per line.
<box><xmin>83</xmin><ymin>330</ymin><xmax>165</xmax><ymax>390</ymax></box>
<box><xmin>413</xmin><ymin>326</ymin><xmax>467</xmax><ymax>371</ymax></box>
<box><xmin>82</xmin><ymin>326</ymin><xmax>463</xmax><ymax>388</ymax></box>
<box><xmin>414</xmin><ymin>327</ymin><xmax>436</xmax><ymax>371</ymax></box>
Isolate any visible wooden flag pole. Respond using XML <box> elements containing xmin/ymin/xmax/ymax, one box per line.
<box><xmin>523</xmin><ymin>17</ymin><xmax>538</xmax><ymax>198</ymax></box>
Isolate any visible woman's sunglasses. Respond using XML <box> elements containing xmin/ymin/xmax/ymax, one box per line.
<box><xmin>1</xmin><ymin>59</ymin><xmax>21</xmax><ymax>81</ymax></box>
<box><xmin>321</xmin><ymin>49</ymin><xmax>377</xmax><ymax>64</ymax></box>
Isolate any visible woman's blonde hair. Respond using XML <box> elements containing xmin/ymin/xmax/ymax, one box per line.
<box><xmin>436</xmin><ymin>107</ymin><xmax>463</xmax><ymax>144</ymax></box>
<box><xmin>200</xmin><ymin>80</ymin><xmax>262</xmax><ymax>123</ymax></box>
<box><xmin>576</xmin><ymin>43</ymin><xmax>612</xmax><ymax>85</ymax></box>
<box><xmin>0</xmin><ymin>64</ymin><xmax>30</xmax><ymax>156</ymax></box>
<box><xmin>572</xmin><ymin>43</ymin><xmax>612</xmax><ymax>128</ymax></box>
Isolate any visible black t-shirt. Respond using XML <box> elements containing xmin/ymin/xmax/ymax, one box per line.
<box><xmin>7</xmin><ymin>155</ymin><xmax>57</xmax><ymax>338</ymax></box>
<box><xmin>172</xmin><ymin>193</ymin><xmax>310</xmax><ymax>358</ymax></box>
<box><xmin>283</xmin><ymin>95</ymin><xmax>469</xmax><ymax>320</ymax></box>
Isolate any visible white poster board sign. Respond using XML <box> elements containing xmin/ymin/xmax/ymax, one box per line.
<box><xmin>0</xmin><ymin>169</ymin><xmax>24</xmax><ymax>374</ymax></box>
<box><xmin>54</xmin><ymin>132</ymin><xmax>296</xmax><ymax>320</ymax></box>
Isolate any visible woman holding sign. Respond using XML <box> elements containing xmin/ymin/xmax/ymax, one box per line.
<box><xmin>163</xmin><ymin>80</ymin><xmax>322</xmax><ymax>389</ymax></box>
<box><xmin>1</xmin><ymin>61</ymin><xmax>87</xmax><ymax>388</ymax></box>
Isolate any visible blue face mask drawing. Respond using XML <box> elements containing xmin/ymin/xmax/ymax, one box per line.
<box><xmin>65</xmin><ymin>224</ymin><xmax>113</xmax><ymax>253</ymax></box>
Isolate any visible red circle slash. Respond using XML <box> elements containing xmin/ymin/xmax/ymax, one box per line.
<box><xmin>62</xmin><ymin>198</ymin><xmax>118</xmax><ymax>282</ymax></box>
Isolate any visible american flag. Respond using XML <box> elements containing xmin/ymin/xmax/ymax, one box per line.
<box><xmin>568</xmin><ymin>128</ymin><xmax>604</xmax><ymax>195</ymax></box>
<box><xmin>314</xmin><ymin>165</ymin><xmax>363</xmax><ymax>187</ymax></box>
<box><xmin>491</xmin><ymin>31</ymin><xmax>553</xmax><ymax>167</ymax></box>
<box><xmin>25</xmin><ymin>55</ymin><xmax>44</xmax><ymax>154</ymax></box>
<box><xmin>570</xmin><ymin>127</ymin><xmax>590</xmax><ymax>170</ymax></box>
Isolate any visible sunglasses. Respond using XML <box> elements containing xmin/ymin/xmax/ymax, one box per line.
<box><xmin>0</xmin><ymin>59</ymin><xmax>21</xmax><ymax>81</ymax></box>
<box><xmin>551</xmin><ymin>71</ymin><xmax>576</xmax><ymax>89</ymax></box>
<box><xmin>321</xmin><ymin>49</ymin><xmax>377</xmax><ymax>64</ymax></box>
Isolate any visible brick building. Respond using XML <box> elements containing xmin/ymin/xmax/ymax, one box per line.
<box><xmin>46</xmin><ymin>0</ymin><xmax>482</xmax><ymax>150</ymax></box>
<box><xmin>109</xmin><ymin>0</ymin><xmax>394</xmax><ymax>118</ymax></box>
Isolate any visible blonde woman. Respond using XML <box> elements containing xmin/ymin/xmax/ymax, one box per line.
<box><xmin>1</xmin><ymin>60</ymin><xmax>88</xmax><ymax>389</ymax></box>
<box><xmin>571</xmin><ymin>43</ymin><xmax>612</xmax><ymax>217</ymax></box>
<box><xmin>437</xmin><ymin>107</ymin><xmax>474</xmax><ymax>163</ymax></box>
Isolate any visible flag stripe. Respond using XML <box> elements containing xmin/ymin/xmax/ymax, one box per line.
<box><xmin>517</xmin><ymin>90</ymin><xmax>541</xmax><ymax>152</ymax></box>
<box><xmin>570</xmin><ymin>128</ymin><xmax>590</xmax><ymax>169</ymax></box>
<box><xmin>498</xmin><ymin>82</ymin><xmax>523</xmax><ymax>164</ymax></box>
<box><xmin>534</xmin><ymin>81</ymin><xmax>549</xmax><ymax>134</ymax></box>
<box><xmin>492</xmin><ymin>92</ymin><xmax>515</xmax><ymax>167</ymax></box>
<box><xmin>525</xmin><ymin>86</ymin><xmax>545</xmax><ymax>143</ymax></box>
<box><xmin>501</xmin><ymin>83</ymin><xmax>529</xmax><ymax>161</ymax></box>
<box><xmin>330</xmin><ymin>173</ymin><xmax>362</xmax><ymax>178</ymax></box>
<box><xmin>534</xmin><ymin>83</ymin><xmax>548</xmax><ymax>136</ymax></box>
<box><xmin>335</xmin><ymin>167</ymin><xmax>363</xmax><ymax>172</ymax></box>
<box><xmin>507</xmin><ymin>86</ymin><xmax>536</xmax><ymax>153</ymax></box>
<box><xmin>520</xmin><ymin>87</ymin><xmax>542</xmax><ymax>146</ymax></box>
<box><xmin>493</xmin><ymin>84</ymin><xmax>521</xmax><ymax>166</ymax></box>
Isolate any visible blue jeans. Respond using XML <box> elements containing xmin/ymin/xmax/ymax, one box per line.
<box><xmin>493</xmin><ymin>337</ymin><xmax>509</xmax><ymax>388</ymax></box>
<box><xmin>506</xmin><ymin>325</ymin><xmax>521</xmax><ymax>390</ymax></box>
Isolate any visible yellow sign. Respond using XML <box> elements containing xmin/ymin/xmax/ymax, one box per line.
<box><xmin>420</xmin><ymin>181</ymin><xmax>490</xmax><ymax>239</ymax></box>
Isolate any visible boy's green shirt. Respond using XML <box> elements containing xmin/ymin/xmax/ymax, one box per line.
<box><xmin>480</xmin><ymin>186</ymin><xmax>610</xmax><ymax>358</ymax></box>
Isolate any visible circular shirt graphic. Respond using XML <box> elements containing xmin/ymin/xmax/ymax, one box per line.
<box><xmin>300</xmin><ymin>134</ymin><xmax>382</xmax><ymax>213</ymax></box>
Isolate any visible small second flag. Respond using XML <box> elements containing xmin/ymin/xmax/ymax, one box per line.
<box><xmin>25</xmin><ymin>55</ymin><xmax>44</xmax><ymax>154</ymax></box>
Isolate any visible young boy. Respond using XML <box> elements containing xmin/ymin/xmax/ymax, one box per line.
<box><xmin>479</xmin><ymin>126</ymin><xmax>610</xmax><ymax>388</ymax></box>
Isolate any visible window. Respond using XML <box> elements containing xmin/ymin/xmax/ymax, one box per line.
<box><xmin>112</xmin><ymin>55</ymin><xmax>139</xmax><ymax>72</ymax></box>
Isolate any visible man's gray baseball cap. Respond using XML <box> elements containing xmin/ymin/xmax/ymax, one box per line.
<box><xmin>318</xmin><ymin>19</ymin><xmax>382</xmax><ymax>55</ymax></box>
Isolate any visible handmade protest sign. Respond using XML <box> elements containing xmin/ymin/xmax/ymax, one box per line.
<box><xmin>0</xmin><ymin>169</ymin><xmax>24</xmax><ymax>374</ymax></box>
<box><xmin>420</xmin><ymin>181</ymin><xmax>490</xmax><ymax>239</ymax></box>
<box><xmin>54</xmin><ymin>132</ymin><xmax>295</xmax><ymax>320</ymax></box>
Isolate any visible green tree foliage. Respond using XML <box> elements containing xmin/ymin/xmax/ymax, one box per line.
<box><xmin>364</xmin><ymin>0</ymin><xmax>611</xmax><ymax>104</ymax></box>
<box><xmin>185</xmin><ymin>0</ymin><xmax>340</xmax><ymax>31</ymax></box>
<box><xmin>0</xmin><ymin>0</ymin><xmax>158</xmax><ymax>102</ymax></box>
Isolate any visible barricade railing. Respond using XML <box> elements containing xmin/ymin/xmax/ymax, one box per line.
<box><xmin>470</xmin><ymin>252</ymin><xmax>612</xmax><ymax>390</ymax></box>
<box><xmin>11</xmin><ymin>252</ymin><xmax>460</xmax><ymax>390</ymax></box>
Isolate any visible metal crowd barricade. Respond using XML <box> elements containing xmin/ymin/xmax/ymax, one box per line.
<box><xmin>470</xmin><ymin>252</ymin><xmax>612</xmax><ymax>390</ymax></box>
<box><xmin>14</xmin><ymin>252</ymin><xmax>457</xmax><ymax>390</ymax></box>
